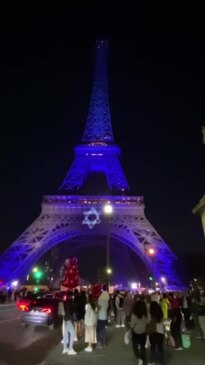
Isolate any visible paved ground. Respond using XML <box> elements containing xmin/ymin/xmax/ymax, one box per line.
<box><xmin>0</xmin><ymin>304</ymin><xmax>205</xmax><ymax>365</ymax></box>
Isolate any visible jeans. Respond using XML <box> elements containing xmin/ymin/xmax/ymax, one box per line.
<box><xmin>170</xmin><ymin>310</ymin><xmax>182</xmax><ymax>348</ymax></box>
<box><xmin>97</xmin><ymin>319</ymin><xmax>107</xmax><ymax>345</ymax></box>
<box><xmin>182</xmin><ymin>308</ymin><xmax>191</xmax><ymax>330</ymax></box>
<box><xmin>149</xmin><ymin>333</ymin><xmax>164</xmax><ymax>365</ymax></box>
<box><xmin>63</xmin><ymin>320</ymin><xmax>75</xmax><ymax>351</ymax></box>
<box><xmin>132</xmin><ymin>332</ymin><xmax>146</xmax><ymax>362</ymax></box>
<box><xmin>116</xmin><ymin>309</ymin><xmax>125</xmax><ymax>325</ymax></box>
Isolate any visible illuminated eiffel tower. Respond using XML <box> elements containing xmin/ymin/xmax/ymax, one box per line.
<box><xmin>0</xmin><ymin>40</ymin><xmax>182</xmax><ymax>289</ymax></box>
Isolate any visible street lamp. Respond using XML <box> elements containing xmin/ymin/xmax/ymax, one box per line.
<box><xmin>106</xmin><ymin>267</ymin><xmax>112</xmax><ymax>275</ymax></box>
<box><xmin>145</xmin><ymin>247</ymin><xmax>156</xmax><ymax>288</ymax></box>
<box><xmin>103</xmin><ymin>203</ymin><xmax>113</xmax><ymax>288</ymax></box>
<box><xmin>147</xmin><ymin>248</ymin><xmax>156</xmax><ymax>256</ymax></box>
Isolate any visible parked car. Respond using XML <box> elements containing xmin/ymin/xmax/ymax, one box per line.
<box><xmin>20</xmin><ymin>297</ymin><xmax>62</xmax><ymax>329</ymax></box>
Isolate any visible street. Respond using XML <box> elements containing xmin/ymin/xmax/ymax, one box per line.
<box><xmin>0</xmin><ymin>305</ymin><xmax>205</xmax><ymax>365</ymax></box>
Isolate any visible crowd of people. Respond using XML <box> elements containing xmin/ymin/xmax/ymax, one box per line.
<box><xmin>0</xmin><ymin>285</ymin><xmax>18</xmax><ymax>303</ymax></box>
<box><xmin>57</xmin><ymin>286</ymin><xmax>205</xmax><ymax>364</ymax></box>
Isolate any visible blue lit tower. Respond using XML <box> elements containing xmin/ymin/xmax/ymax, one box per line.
<box><xmin>0</xmin><ymin>40</ymin><xmax>183</xmax><ymax>289</ymax></box>
<box><xmin>60</xmin><ymin>40</ymin><xmax>129</xmax><ymax>193</ymax></box>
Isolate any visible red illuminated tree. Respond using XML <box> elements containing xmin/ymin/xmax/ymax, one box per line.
<box><xmin>61</xmin><ymin>257</ymin><xmax>79</xmax><ymax>289</ymax></box>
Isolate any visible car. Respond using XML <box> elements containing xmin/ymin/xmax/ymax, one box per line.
<box><xmin>20</xmin><ymin>297</ymin><xmax>62</xmax><ymax>330</ymax></box>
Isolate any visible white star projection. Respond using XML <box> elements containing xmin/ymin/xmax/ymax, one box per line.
<box><xmin>82</xmin><ymin>207</ymin><xmax>101</xmax><ymax>229</ymax></box>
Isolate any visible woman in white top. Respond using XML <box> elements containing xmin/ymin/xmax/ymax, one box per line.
<box><xmin>149</xmin><ymin>301</ymin><xmax>164</xmax><ymax>365</ymax></box>
<box><xmin>84</xmin><ymin>294</ymin><xmax>97</xmax><ymax>352</ymax></box>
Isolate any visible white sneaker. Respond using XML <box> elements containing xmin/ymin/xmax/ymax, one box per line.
<box><xmin>115</xmin><ymin>324</ymin><xmax>120</xmax><ymax>328</ymax></box>
<box><xmin>175</xmin><ymin>347</ymin><xmax>183</xmax><ymax>351</ymax></box>
<box><xmin>138</xmin><ymin>359</ymin><xmax>143</xmax><ymax>365</ymax></box>
<box><xmin>85</xmin><ymin>346</ymin><xmax>92</xmax><ymax>352</ymax></box>
<box><xmin>68</xmin><ymin>349</ymin><xmax>77</xmax><ymax>355</ymax></box>
<box><xmin>121</xmin><ymin>324</ymin><xmax>125</xmax><ymax>327</ymax></box>
<box><xmin>74</xmin><ymin>336</ymin><xmax>78</xmax><ymax>341</ymax></box>
<box><xmin>62</xmin><ymin>349</ymin><xmax>68</xmax><ymax>354</ymax></box>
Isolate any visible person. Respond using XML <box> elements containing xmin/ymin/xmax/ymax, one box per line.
<box><xmin>151</xmin><ymin>292</ymin><xmax>160</xmax><ymax>304</ymax></box>
<box><xmin>84</xmin><ymin>294</ymin><xmax>97</xmax><ymax>352</ymax></box>
<box><xmin>58</xmin><ymin>292</ymin><xmax>77</xmax><ymax>356</ymax></box>
<box><xmin>97</xmin><ymin>284</ymin><xmax>110</xmax><ymax>347</ymax></box>
<box><xmin>130</xmin><ymin>299</ymin><xmax>147</xmax><ymax>365</ymax></box>
<box><xmin>169</xmin><ymin>293</ymin><xmax>183</xmax><ymax>350</ymax></box>
<box><xmin>123</xmin><ymin>291</ymin><xmax>134</xmax><ymax>328</ymax></box>
<box><xmin>115</xmin><ymin>291</ymin><xmax>125</xmax><ymax>327</ymax></box>
<box><xmin>73</xmin><ymin>289</ymin><xmax>86</xmax><ymax>340</ymax></box>
<box><xmin>191</xmin><ymin>289</ymin><xmax>203</xmax><ymax>339</ymax></box>
<box><xmin>181</xmin><ymin>291</ymin><xmax>191</xmax><ymax>331</ymax></box>
<box><xmin>198</xmin><ymin>292</ymin><xmax>205</xmax><ymax>338</ymax></box>
<box><xmin>112</xmin><ymin>291</ymin><xmax>117</xmax><ymax>322</ymax></box>
<box><xmin>160</xmin><ymin>293</ymin><xmax>170</xmax><ymax>321</ymax></box>
<box><xmin>148</xmin><ymin>301</ymin><xmax>165</xmax><ymax>365</ymax></box>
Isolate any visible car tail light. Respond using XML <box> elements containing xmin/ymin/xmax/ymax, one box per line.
<box><xmin>41</xmin><ymin>307</ymin><xmax>52</xmax><ymax>314</ymax></box>
<box><xmin>19</xmin><ymin>304</ymin><xmax>29</xmax><ymax>312</ymax></box>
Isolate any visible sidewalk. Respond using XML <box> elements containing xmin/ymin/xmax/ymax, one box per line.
<box><xmin>42</xmin><ymin>325</ymin><xmax>205</xmax><ymax>365</ymax></box>
<box><xmin>0</xmin><ymin>302</ymin><xmax>16</xmax><ymax>311</ymax></box>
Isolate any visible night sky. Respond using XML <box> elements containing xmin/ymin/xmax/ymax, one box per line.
<box><xmin>0</xmin><ymin>4</ymin><xmax>205</xmax><ymax>277</ymax></box>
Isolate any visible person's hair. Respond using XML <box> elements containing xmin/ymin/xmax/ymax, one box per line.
<box><xmin>150</xmin><ymin>301</ymin><xmax>163</xmax><ymax>323</ymax></box>
<box><xmin>88</xmin><ymin>294</ymin><xmax>96</xmax><ymax>311</ymax></box>
<box><xmin>132</xmin><ymin>300</ymin><xmax>147</xmax><ymax>319</ymax></box>
<box><xmin>163</xmin><ymin>293</ymin><xmax>167</xmax><ymax>299</ymax></box>
<box><xmin>102</xmin><ymin>284</ymin><xmax>107</xmax><ymax>291</ymax></box>
<box><xmin>74</xmin><ymin>288</ymin><xmax>79</xmax><ymax>295</ymax></box>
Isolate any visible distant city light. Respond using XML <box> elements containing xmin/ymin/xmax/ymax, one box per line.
<box><xmin>131</xmin><ymin>282</ymin><xmax>137</xmax><ymax>290</ymax></box>
<box><xmin>32</xmin><ymin>267</ymin><xmax>38</xmax><ymax>273</ymax></box>
<box><xmin>161</xmin><ymin>276</ymin><xmax>167</xmax><ymax>283</ymax></box>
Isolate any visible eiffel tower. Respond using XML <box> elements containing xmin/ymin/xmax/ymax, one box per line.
<box><xmin>0</xmin><ymin>40</ymin><xmax>182</xmax><ymax>289</ymax></box>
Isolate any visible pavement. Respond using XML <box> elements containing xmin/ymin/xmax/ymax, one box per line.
<box><xmin>0</xmin><ymin>305</ymin><xmax>205</xmax><ymax>365</ymax></box>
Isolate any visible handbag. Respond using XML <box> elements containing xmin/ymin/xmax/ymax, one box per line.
<box><xmin>124</xmin><ymin>329</ymin><xmax>132</xmax><ymax>345</ymax></box>
<box><xmin>182</xmin><ymin>334</ymin><xmax>191</xmax><ymax>349</ymax></box>
<box><xmin>146</xmin><ymin>319</ymin><xmax>156</xmax><ymax>335</ymax></box>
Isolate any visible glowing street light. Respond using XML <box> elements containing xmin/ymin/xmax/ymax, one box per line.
<box><xmin>11</xmin><ymin>280</ymin><xmax>19</xmax><ymax>288</ymax></box>
<box><xmin>147</xmin><ymin>248</ymin><xmax>156</xmax><ymax>256</ymax></box>
<box><xmin>161</xmin><ymin>276</ymin><xmax>167</xmax><ymax>284</ymax></box>
<box><xmin>103</xmin><ymin>203</ymin><xmax>113</xmax><ymax>215</ymax></box>
<box><xmin>32</xmin><ymin>267</ymin><xmax>38</xmax><ymax>273</ymax></box>
<box><xmin>106</xmin><ymin>267</ymin><xmax>112</xmax><ymax>275</ymax></box>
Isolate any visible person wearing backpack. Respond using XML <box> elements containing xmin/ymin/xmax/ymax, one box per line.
<box><xmin>115</xmin><ymin>291</ymin><xmax>125</xmax><ymax>327</ymax></box>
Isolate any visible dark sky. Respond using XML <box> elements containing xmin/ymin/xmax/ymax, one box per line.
<box><xmin>0</xmin><ymin>4</ymin><xmax>205</xmax><ymax>268</ymax></box>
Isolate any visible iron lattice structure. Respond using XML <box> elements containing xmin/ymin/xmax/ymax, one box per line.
<box><xmin>0</xmin><ymin>40</ymin><xmax>183</xmax><ymax>289</ymax></box>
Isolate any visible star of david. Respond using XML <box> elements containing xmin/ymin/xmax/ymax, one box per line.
<box><xmin>82</xmin><ymin>207</ymin><xmax>101</xmax><ymax>229</ymax></box>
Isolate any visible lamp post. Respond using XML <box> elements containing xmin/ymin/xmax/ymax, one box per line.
<box><xmin>103</xmin><ymin>203</ymin><xmax>113</xmax><ymax>289</ymax></box>
<box><xmin>146</xmin><ymin>247</ymin><xmax>156</xmax><ymax>289</ymax></box>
